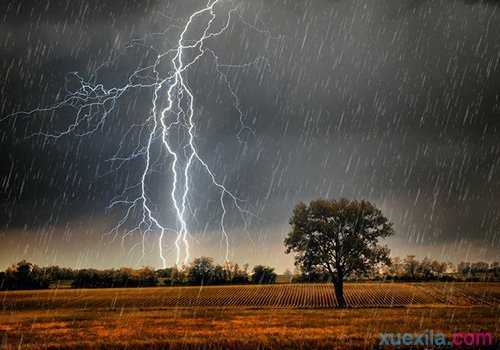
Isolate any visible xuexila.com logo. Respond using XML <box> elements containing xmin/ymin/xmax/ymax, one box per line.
<box><xmin>378</xmin><ymin>330</ymin><xmax>494</xmax><ymax>348</ymax></box>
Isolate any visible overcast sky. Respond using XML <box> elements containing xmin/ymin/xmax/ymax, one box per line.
<box><xmin>1</xmin><ymin>0</ymin><xmax>499</xmax><ymax>271</ymax></box>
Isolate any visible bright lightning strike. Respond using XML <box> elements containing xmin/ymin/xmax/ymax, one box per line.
<box><xmin>3</xmin><ymin>0</ymin><xmax>274</xmax><ymax>267</ymax></box>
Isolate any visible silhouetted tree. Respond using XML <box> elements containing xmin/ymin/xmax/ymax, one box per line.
<box><xmin>251</xmin><ymin>265</ymin><xmax>277</xmax><ymax>284</ymax></box>
<box><xmin>162</xmin><ymin>260</ymin><xmax>250</xmax><ymax>286</ymax></box>
<box><xmin>386</xmin><ymin>257</ymin><xmax>405</xmax><ymax>277</ymax></box>
<box><xmin>403</xmin><ymin>255</ymin><xmax>419</xmax><ymax>280</ymax></box>
<box><xmin>491</xmin><ymin>262</ymin><xmax>500</xmax><ymax>278</ymax></box>
<box><xmin>285</xmin><ymin>198</ymin><xmax>393</xmax><ymax>307</ymax></box>
<box><xmin>135</xmin><ymin>267</ymin><xmax>159</xmax><ymax>286</ymax></box>
<box><xmin>162</xmin><ymin>266</ymin><xmax>189</xmax><ymax>285</ymax></box>
<box><xmin>0</xmin><ymin>261</ymin><xmax>50</xmax><ymax>290</ymax></box>
<box><xmin>223</xmin><ymin>262</ymin><xmax>249</xmax><ymax>284</ymax></box>
<box><xmin>188</xmin><ymin>257</ymin><xmax>216</xmax><ymax>285</ymax></box>
<box><xmin>292</xmin><ymin>265</ymin><xmax>331</xmax><ymax>283</ymax></box>
<box><xmin>43</xmin><ymin>265</ymin><xmax>77</xmax><ymax>281</ymax></box>
<box><xmin>71</xmin><ymin>267</ymin><xmax>158</xmax><ymax>288</ymax></box>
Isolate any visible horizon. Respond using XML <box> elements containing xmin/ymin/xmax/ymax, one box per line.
<box><xmin>1</xmin><ymin>0</ymin><xmax>500</xmax><ymax>273</ymax></box>
<box><xmin>1</xmin><ymin>235</ymin><xmax>498</xmax><ymax>273</ymax></box>
<box><xmin>1</xmin><ymin>1</ymin><xmax>499</xmax><ymax>348</ymax></box>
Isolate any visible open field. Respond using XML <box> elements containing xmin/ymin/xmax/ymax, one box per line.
<box><xmin>2</xmin><ymin>282</ymin><xmax>500</xmax><ymax>310</ymax></box>
<box><xmin>1</xmin><ymin>283</ymin><xmax>499</xmax><ymax>349</ymax></box>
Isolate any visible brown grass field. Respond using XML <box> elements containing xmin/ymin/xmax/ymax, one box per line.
<box><xmin>1</xmin><ymin>282</ymin><xmax>499</xmax><ymax>349</ymax></box>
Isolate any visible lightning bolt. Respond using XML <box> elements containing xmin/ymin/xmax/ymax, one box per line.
<box><xmin>2</xmin><ymin>0</ymin><xmax>273</xmax><ymax>268</ymax></box>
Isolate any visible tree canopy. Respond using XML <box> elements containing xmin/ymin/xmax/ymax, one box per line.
<box><xmin>285</xmin><ymin>198</ymin><xmax>394</xmax><ymax>306</ymax></box>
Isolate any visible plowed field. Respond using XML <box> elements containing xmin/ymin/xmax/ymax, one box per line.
<box><xmin>2</xmin><ymin>282</ymin><xmax>499</xmax><ymax>310</ymax></box>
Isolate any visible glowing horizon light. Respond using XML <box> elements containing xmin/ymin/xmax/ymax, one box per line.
<box><xmin>2</xmin><ymin>0</ymin><xmax>273</xmax><ymax>268</ymax></box>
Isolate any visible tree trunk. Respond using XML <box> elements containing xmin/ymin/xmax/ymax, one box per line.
<box><xmin>333</xmin><ymin>278</ymin><xmax>346</xmax><ymax>308</ymax></box>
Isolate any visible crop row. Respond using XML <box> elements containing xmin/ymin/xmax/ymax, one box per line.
<box><xmin>2</xmin><ymin>282</ymin><xmax>498</xmax><ymax>310</ymax></box>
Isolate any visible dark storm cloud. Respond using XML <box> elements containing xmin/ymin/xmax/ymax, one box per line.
<box><xmin>1</xmin><ymin>0</ymin><xmax>499</xmax><ymax>268</ymax></box>
<box><xmin>0</xmin><ymin>0</ymin><xmax>179</xmax><ymax>227</ymax></box>
<box><xmin>212</xmin><ymin>0</ymin><xmax>500</xmax><ymax>243</ymax></box>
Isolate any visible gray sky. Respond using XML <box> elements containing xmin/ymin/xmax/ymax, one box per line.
<box><xmin>1</xmin><ymin>0</ymin><xmax>499</xmax><ymax>271</ymax></box>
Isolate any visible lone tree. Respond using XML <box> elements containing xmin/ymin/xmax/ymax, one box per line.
<box><xmin>284</xmin><ymin>198</ymin><xmax>394</xmax><ymax>307</ymax></box>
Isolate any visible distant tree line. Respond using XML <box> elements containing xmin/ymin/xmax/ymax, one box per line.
<box><xmin>291</xmin><ymin>255</ymin><xmax>500</xmax><ymax>283</ymax></box>
<box><xmin>157</xmin><ymin>257</ymin><xmax>277</xmax><ymax>286</ymax></box>
<box><xmin>283</xmin><ymin>197</ymin><xmax>500</xmax><ymax>308</ymax></box>
<box><xmin>0</xmin><ymin>258</ymin><xmax>277</xmax><ymax>291</ymax></box>
<box><xmin>71</xmin><ymin>267</ymin><xmax>159</xmax><ymax>288</ymax></box>
<box><xmin>0</xmin><ymin>261</ymin><xmax>160</xmax><ymax>290</ymax></box>
<box><xmin>0</xmin><ymin>261</ymin><xmax>51</xmax><ymax>290</ymax></box>
<box><xmin>383</xmin><ymin>256</ymin><xmax>500</xmax><ymax>282</ymax></box>
<box><xmin>2</xmin><ymin>256</ymin><xmax>499</xmax><ymax>291</ymax></box>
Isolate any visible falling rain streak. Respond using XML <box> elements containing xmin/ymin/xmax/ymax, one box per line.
<box><xmin>0</xmin><ymin>0</ymin><xmax>499</xmax><ymax>269</ymax></box>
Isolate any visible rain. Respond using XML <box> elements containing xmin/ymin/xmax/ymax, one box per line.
<box><xmin>1</xmin><ymin>1</ymin><xmax>500</xmax><ymax>350</ymax></box>
<box><xmin>1</xmin><ymin>0</ymin><xmax>499</xmax><ymax>271</ymax></box>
